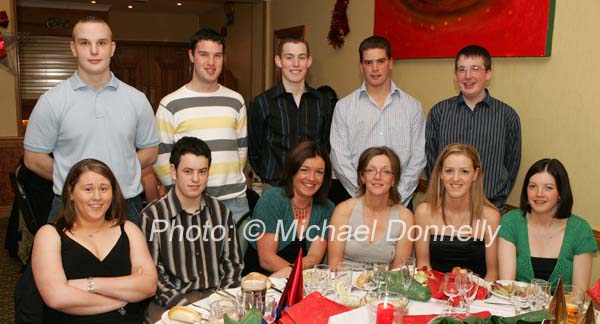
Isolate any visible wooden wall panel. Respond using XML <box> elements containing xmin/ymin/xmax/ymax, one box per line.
<box><xmin>0</xmin><ymin>137</ymin><xmax>23</xmax><ymax>207</ymax></box>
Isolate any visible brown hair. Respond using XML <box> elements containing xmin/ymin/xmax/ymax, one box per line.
<box><xmin>356</xmin><ymin>146</ymin><xmax>401</xmax><ymax>206</ymax></box>
<box><xmin>72</xmin><ymin>16</ymin><xmax>112</xmax><ymax>41</ymax></box>
<box><xmin>280</xmin><ymin>141</ymin><xmax>331</xmax><ymax>205</ymax></box>
<box><xmin>54</xmin><ymin>159</ymin><xmax>127</xmax><ymax>232</ymax></box>
<box><xmin>425</xmin><ymin>143</ymin><xmax>494</xmax><ymax>224</ymax></box>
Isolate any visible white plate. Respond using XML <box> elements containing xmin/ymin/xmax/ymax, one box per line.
<box><xmin>161</xmin><ymin>306</ymin><xmax>207</xmax><ymax>324</ymax></box>
<box><xmin>352</xmin><ymin>271</ymin><xmax>377</xmax><ymax>291</ymax></box>
<box><xmin>490</xmin><ymin>279</ymin><xmax>527</xmax><ymax>299</ymax></box>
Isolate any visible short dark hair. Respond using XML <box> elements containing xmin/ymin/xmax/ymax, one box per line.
<box><xmin>280</xmin><ymin>141</ymin><xmax>332</xmax><ymax>205</ymax></box>
<box><xmin>277</xmin><ymin>37</ymin><xmax>310</xmax><ymax>56</ymax></box>
<box><xmin>356</xmin><ymin>146</ymin><xmax>401</xmax><ymax>206</ymax></box>
<box><xmin>359</xmin><ymin>35</ymin><xmax>392</xmax><ymax>62</ymax></box>
<box><xmin>72</xmin><ymin>16</ymin><xmax>111</xmax><ymax>40</ymax></box>
<box><xmin>189</xmin><ymin>28</ymin><xmax>225</xmax><ymax>52</ymax></box>
<box><xmin>169</xmin><ymin>137</ymin><xmax>212</xmax><ymax>169</ymax></box>
<box><xmin>455</xmin><ymin>45</ymin><xmax>492</xmax><ymax>71</ymax></box>
<box><xmin>55</xmin><ymin>159</ymin><xmax>127</xmax><ymax>232</ymax></box>
<box><xmin>519</xmin><ymin>158</ymin><xmax>573</xmax><ymax>219</ymax></box>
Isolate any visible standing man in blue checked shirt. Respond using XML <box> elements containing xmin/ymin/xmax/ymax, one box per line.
<box><xmin>330</xmin><ymin>35</ymin><xmax>426</xmax><ymax>208</ymax></box>
<box><xmin>248</xmin><ymin>37</ymin><xmax>333</xmax><ymax>187</ymax></box>
<box><xmin>142</xmin><ymin>137</ymin><xmax>243</xmax><ymax>322</ymax></box>
<box><xmin>425</xmin><ymin>45</ymin><xmax>521</xmax><ymax>213</ymax></box>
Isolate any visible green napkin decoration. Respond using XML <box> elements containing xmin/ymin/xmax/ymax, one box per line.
<box><xmin>386</xmin><ymin>270</ymin><xmax>432</xmax><ymax>302</ymax></box>
<box><xmin>224</xmin><ymin>308</ymin><xmax>262</xmax><ymax>324</ymax></box>
<box><xmin>428</xmin><ymin>310</ymin><xmax>554</xmax><ymax>324</ymax></box>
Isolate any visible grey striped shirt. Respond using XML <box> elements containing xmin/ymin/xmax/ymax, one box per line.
<box><xmin>141</xmin><ymin>189</ymin><xmax>243</xmax><ymax>307</ymax></box>
<box><xmin>330</xmin><ymin>81</ymin><xmax>426</xmax><ymax>205</ymax></box>
<box><xmin>425</xmin><ymin>90</ymin><xmax>521</xmax><ymax>211</ymax></box>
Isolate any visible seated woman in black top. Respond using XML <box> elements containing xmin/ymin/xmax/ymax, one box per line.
<box><xmin>243</xmin><ymin>142</ymin><xmax>334</xmax><ymax>278</ymax></box>
<box><xmin>31</xmin><ymin>159</ymin><xmax>158</xmax><ymax>324</ymax></box>
<box><xmin>415</xmin><ymin>144</ymin><xmax>500</xmax><ymax>281</ymax></box>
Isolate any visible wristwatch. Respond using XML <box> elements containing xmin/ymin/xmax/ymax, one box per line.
<box><xmin>87</xmin><ymin>277</ymin><xmax>96</xmax><ymax>293</ymax></box>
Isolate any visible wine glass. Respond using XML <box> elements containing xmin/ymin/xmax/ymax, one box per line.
<box><xmin>443</xmin><ymin>273</ymin><xmax>459</xmax><ymax>315</ymax></box>
<box><xmin>463</xmin><ymin>272</ymin><xmax>480</xmax><ymax>315</ymax></box>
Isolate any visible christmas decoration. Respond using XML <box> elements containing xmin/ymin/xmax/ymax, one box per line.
<box><xmin>327</xmin><ymin>0</ymin><xmax>349</xmax><ymax>49</ymax></box>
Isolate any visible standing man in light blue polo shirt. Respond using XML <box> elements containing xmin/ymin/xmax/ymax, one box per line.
<box><xmin>23</xmin><ymin>16</ymin><xmax>159</xmax><ymax>225</ymax></box>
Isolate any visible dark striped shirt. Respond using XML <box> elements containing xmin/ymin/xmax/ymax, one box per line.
<box><xmin>425</xmin><ymin>90</ymin><xmax>521</xmax><ymax>211</ymax></box>
<box><xmin>141</xmin><ymin>189</ymin><xmax>243</xmax><ymax>307</ymax></box>
<box><xmin>248</xmin><ymin>81</ymin><xmax>333</xmax><ymax>183</ymax></box>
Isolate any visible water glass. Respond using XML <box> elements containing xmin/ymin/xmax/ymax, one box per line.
<box><xmin>463</xmin><ymin>272</ymin><xmax>480</xmax><ymax>314</ymax></box>
<box><xmin>530</xmin><ymin>278</ymin><xmax>551</xmax><ymax>310</ymax></box>
<box><xmin>373</xmin><ymin>262</ymin><xmax>390</xmax><ymax>293</ymax></box>
<box><xmin>332</xmin><ymin>262</ymin><xmax>352</xmax><ymax>299</ymax></box>
<box><xmin>311</xmin><ymin>264</ymin><xmax>331</xmax><ymax>294</ymax></box>
<box><xmin>210</xmin><ymin>299</ymin><xmax>239</xmax><ymax>323</ymax></box>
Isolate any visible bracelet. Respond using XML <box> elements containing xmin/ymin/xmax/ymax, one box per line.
<box><xmin>87</xmin><ymin>277</ymin><xmax>96</xmax><ymax>293</ymax></box>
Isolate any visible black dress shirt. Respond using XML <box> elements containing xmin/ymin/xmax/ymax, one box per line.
<box><xmin>248</xmin><ymin>82</ymin><xmax>333</xmax><ymax>183</ymax></box>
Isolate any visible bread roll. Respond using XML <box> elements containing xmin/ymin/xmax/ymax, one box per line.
<box><xmin>168</xmin><ymin>306</ymin><xmax>202</xmax><ymax>323</ymax></box>
<box><xmin>243</xmin><ymin>272</ymin><xmax>272</xmax><ymax>289</ymax></box>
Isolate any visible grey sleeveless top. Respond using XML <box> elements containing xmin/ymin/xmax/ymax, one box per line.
<box><xmin>342</xmin><ymin>198</ymin><xmax>402</xmax><ymax>267</ymax></box>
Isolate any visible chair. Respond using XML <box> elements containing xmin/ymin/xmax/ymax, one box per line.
<box><xmin>10</xmin><ymin>171</ymin><xmax>41</xmax><ymax>236</ymax></box>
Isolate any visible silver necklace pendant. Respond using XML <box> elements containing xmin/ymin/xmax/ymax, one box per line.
<box><xmin>118</xmin><ymin>306</ymin><xmax>126</xmax><ymax>316</ymax></box>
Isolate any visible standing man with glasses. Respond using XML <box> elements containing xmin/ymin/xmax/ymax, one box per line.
<box><xmin>425</xmin><ymin>45</ymin><xmax>521</xmax><ymax>213</ymax></box>
<box><xmin>330</xmin><ymin>35</ymin><xmax>426</xmax><ymax>208</ymax></box>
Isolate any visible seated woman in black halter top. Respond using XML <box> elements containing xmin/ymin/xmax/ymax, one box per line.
<box><xmin>415</xmin><ymin>144</ymin><xmax>500</xmax><ymax>281</ymax></box>
<box><xmin>31</xmin><ymin>159</ymin><xmax>158</xmax><ymax>324</ymax></box>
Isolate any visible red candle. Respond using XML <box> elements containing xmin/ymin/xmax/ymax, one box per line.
<box><xmin>377</xmin><ymin>302</ymin><xmax>395</xmax><ymax>324</ymax></box>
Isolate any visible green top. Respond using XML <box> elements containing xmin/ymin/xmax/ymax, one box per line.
<box><xmin>248</xmin><ymin>187</ymin><xmax>334</xmax><ymax>251</ymax></box>
<box><xmin>498</xmin><ymin>209</ymin><xmax>598</xmax><ymax>288</ymax></box>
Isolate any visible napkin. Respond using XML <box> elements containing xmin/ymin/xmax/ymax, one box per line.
<box><xmin>387</xmin><ymin>270</ymin><xmax>432</xmax><ymax>302</ymax></box>
<box><xmin>427</xmin><ymin>269</ymin><xmax>488</xmax><ymax>301</ymax></box>
<box><xmin>224</xmin><ymin>308</ymin><xmax>262</xmax><ymax>324</ymax></box>
<box><xmin>426</xmin><ymin>310</ymin><xmax>553</xmax><ymax>324</ymax></box>
<box><xmin>279</xmin><ymin>292</ymin><xmax>351</xmax><ymax>324</ymax></box>
<box><xmin>404</xmin><ymin>311</ymin><xmax>491</xmax><ymax>324</ymax></box>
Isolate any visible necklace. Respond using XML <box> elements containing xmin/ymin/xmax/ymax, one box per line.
<box><xmin>292</xmin><ymin>200</ymin><xmax>312</xmax><ymax>220</ymax></box>
<box><xmin>78</xmin><ymin>221</ymin><xmax>107</xmax><ymax>239</ymax></box>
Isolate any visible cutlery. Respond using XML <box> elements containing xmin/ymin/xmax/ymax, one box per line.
<box><xmin>214</xmin><ymin>288</ymin><xmax>237</xmax><ymax>300</ymax></box>
<box><xmin>484</xmin><ymin>301</ymin><xmax>513</xmax><ymax>306</ymax></box>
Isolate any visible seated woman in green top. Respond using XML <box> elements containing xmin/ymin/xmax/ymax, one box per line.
<box><xmin>498</xmin><ymin>158</ymin><xmax>598</xmax><ymax>289</ymax></box>
<box><xmin>244</xmin><ymin>141</ymin><xmax>334</xmax><ymax>277</ymax></box>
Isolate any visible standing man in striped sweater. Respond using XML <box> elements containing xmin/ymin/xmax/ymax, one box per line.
<box><xmin>425</xmin><ymin>45</ymin><xmax>521</xmax><ymax>213</ymax></box>
<box><xmin>153</xmin><ymin>28</ymin><xmax>249</xmax><ymax>223</ymax></box>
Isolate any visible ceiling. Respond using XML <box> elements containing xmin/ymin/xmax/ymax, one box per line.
<box><xmin>18</xmin><ymin>0</ymin><xmax>258</xmax><ymax>14</ymax></box>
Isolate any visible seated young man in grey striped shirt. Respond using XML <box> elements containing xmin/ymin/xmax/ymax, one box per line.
<box><xmin>425</xmin><ymin>45</ymin><xmax>521</xmax><ymax>213</ymax></box>
<box><xmin>142</xmin><ymin>137</ymin><xmax>243</xmax><ymax>322</ymax></box>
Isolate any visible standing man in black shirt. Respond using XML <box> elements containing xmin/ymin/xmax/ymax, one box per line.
<box><xmin>426</xmin><ymin>45</ymin><xmax>521</xmax><ymax>213</ymax></box>
<box><xmin>248</xmin><ymin>38</ymin><xmax>332</xmax><ymax>186</ymax></box>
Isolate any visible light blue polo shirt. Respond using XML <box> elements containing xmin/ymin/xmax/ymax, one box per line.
<box><xmin>24</xmin><ymin>72</ymin><xmax>159</xmax><ymax>198</ymax></box>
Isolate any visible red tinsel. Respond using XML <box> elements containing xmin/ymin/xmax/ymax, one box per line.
<box><xmin>327</xmin><ymin>0</ymin><xmax>349</xmax><ymax>49</ymax></box>
<box><xmin>0</xmin><ymin>11</ymin><xmax>8</xmax><ymax>28</ymax></box>
<box><xmin>0</xmin><ymin>33</ymin><xmax>6</xmax><ymax>60</ymax></box>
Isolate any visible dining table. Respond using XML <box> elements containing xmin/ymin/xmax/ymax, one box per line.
<box><xmin>156</xmin><ymin>275</ymin><xmax>521</xmax><ymax>324</ymax></box>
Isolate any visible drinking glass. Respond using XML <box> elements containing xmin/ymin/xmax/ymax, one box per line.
<box><xmin>373</xmin><ymin>262</ymin><xmax>390</xmax><ymax>293</ymax></box>
<box><xmin>463</xmin><ymin>272</ymin><xmax>480</xmax><ymax>315</ymax></box>
<box><xmin>210</xmin><ymin>299</ymin><xmax>239</xmax><ymax>323</ymax></box>
<box><xmin>366</xmin><ymin>292</ymin><xmax>408</xmax><ymax>324</ymax></box>
<box><xmin>531</xmin><ymin>279</ymin><xmax>551</xmax><ymax>310</ymax></box>
<box><xmin>399</xmin><ymin>257</ymin><xmax>416</xmax><ymax>294</ymax></box>
<box><xmin>257</xmin><ymin>295</ymin><xmax>278</xmax><ymax>324</ymax></box>
<box><xmin>312</xmin><ymin>264</ymin><xmax>331</xmax><ymax>294</ymax></box>
<box><xmin>509</xmin><ymin>283</ymin><xmax>530</xmax><ymax>315</ymax></box>
<box><xmin>564</xmin><ymin>285</ymin><xmax>589</xmax><ymax>323</ymax></box>
<box><xmin>240</xmin><ymin>275</ymin><xmax>267</xmax><ymax>313</ymax></box>
<box><xmin>443</xmin><ymin>273</ymin><xmax>459</xmax><ymax>315</ymax></box>
<box><xmin>332</xmin><ymin>262</ymin><xmax>352</xmax><ymax>299</ymax></box>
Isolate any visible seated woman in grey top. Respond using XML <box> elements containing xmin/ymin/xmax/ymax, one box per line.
<box><xmin>328</xmin><ymin>147</ymin><xmax>415</xmax><ymax>268</ymax></box>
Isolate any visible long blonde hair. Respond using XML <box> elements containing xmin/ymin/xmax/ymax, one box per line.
<box><xmin>425</xmin><ymin>143</ymin><xmax>494</xmax><ymax>225</ymax></box>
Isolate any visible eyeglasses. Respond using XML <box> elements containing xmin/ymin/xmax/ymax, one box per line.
<box><xmin>456</xmin><ymin>65</ymin><xmax>487</xmax><ymax>74</ymax></box>
<box><xmin>362</xmin><ymin>168</ymin><xmax>394</xmax><ymax>178</ymax></box>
